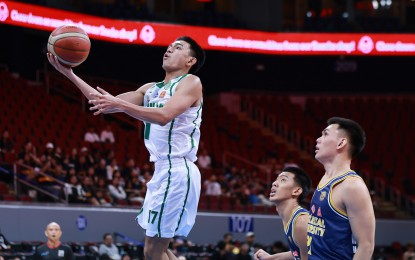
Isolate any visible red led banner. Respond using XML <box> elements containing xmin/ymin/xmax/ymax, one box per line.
<box><xmin>1</xmin><ymin>0</ymin><xmax>415</xmax><ymax>56</ymax></box>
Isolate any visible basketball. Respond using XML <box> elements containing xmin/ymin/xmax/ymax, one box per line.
<box><xmin>47</xmin><ymin>25</ymin><xmax>91</xmax><ymax>67</ymax></box>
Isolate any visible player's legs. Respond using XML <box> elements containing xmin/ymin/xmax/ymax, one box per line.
<box><xmin>144</xmin><ymin>235</ymin><xmax>177</xmax><ymax>260</ymax></box>
<box><xmin>136</xmin><ymin>158</ymin><xmax>201</xmax><ymax>237</ymax></box>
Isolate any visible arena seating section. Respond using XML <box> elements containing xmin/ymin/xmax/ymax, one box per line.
<box><xmin>1</xmin><ymin>69</ymin><xmax>414</xmax><ymax>220</ymax></box>
<box><xmin>1</xmin><ymin>69</ymin><xmax>414</xmax><ymax>259</ymax></box>
<box><xmin>0</xmin><ymin>74</ymin><xmax>147</xmax><ymax>164</ymax></box>
<box><xmin>1</xmin><ymin>68</ymin><xmax>415</xmax><ymax>216</ymax></box>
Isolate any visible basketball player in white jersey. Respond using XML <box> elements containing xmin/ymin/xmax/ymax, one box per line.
<box><xmin>47</xmin><ymin>36</ymin><xmax>205</xmax><ymax>260</ymax></box>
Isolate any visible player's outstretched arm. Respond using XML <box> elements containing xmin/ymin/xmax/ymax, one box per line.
<box><xmin>47</xmin><ymin>53</ymin><xmax>152</xmax><ymax>106</ymax></box>
<box><xmin>89</xmin><ymin>75</ymin><xmax>202</xmax><ymax>125</ymax></box>
<box><xmin>47</xmin><ymin>53</ymin><xmax>100</xmax><ymax>100</ymax></box>
<box><xmin>294</xmin><ymin>214</ymin><xmax>309</xmax><ymax>260</ymax></box>
<box><xmin>343</xmin><ymin>177</ymin><xmax>375</xmax><ymax>260</ymax></box>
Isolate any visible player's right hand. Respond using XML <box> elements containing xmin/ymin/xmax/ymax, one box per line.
<box><xmin>46</xmin><ymin>53</ymin><xmax>73</xmax><ymax>76</ymax></box>
<box><xmin>254</xmin><ymin>249</ymin><xmax>272</xmax><ymax>260</ymax></box>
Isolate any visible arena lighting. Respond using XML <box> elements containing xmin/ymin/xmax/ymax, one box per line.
<box><xmin>2</xmin><ymin>0</ymin><xmax>415</xmax><ymax>56</ymax></box>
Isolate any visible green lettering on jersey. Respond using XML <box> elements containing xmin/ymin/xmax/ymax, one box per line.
<box><xmin>144</xmin><ymin>123</ymin><xmax>151</xmax><ymax>140</ymax></box>
<box><xmin>148</xmin><ymin>210</ymin><xmax>158</xmax><ymax>224</ymax></box>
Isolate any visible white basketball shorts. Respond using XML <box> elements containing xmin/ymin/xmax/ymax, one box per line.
<box><xmin>136</xmin><ymin>157</ymin><xmax>201</xmax><ymax>238</ymax></box>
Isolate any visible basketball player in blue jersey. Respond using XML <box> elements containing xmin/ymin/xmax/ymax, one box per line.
<box><xmin>307</xmin><ymin>117</ymin><xmax>375</xmax><ymax>259</ymax></box>
<box><xmin>254</xmin><ymin>167</ymin><xmax>311</xmax><ymax>260</ymax></box>
<box><xmin>47</xmin><ymin>36</ymin><xmax>205</xmax><ymax>260</ymax></box>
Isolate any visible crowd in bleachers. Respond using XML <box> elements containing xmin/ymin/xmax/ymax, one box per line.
<box><xmin>1</xmin><ymin>65</ymin><xmax>415</xmax><ymax>258</ymax></box>
<box><xmin>2</xmin><ymin>69</ymin><xmax>415</xmax><ymax>217</ymax></box>
<box><xmin>1</xmin><ymin>126</ymin><xmax>149</xmax><ymax>206</ymax></box>
<box><xmin>1</xmin><ymin>124</ymin><xmax>280</xmax><ymax>213</ymax></box>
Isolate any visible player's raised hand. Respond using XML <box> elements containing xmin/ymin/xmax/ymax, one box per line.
<box><xmin>46</xmin><ymin>53</ymin><xmax>73</xmax><ymax>76</ymax></box>
<box><xmin>89</xmin><ymin>87</ymin><xmax>122</xmax><ymax>115</ymax></box>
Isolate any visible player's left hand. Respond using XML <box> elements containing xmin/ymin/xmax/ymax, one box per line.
<box><xmin>89</xmin><ymin>87</ymin><xmax>121</xmax><ymax>115</ymax></box>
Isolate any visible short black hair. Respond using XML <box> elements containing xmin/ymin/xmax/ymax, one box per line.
<box><xmin>103</xmin><ymin>233</ymin><xmax>112</xmax><ymax>240</ymax></box>
<box><xmin>176</xmin><ymin>36</ymin><xmax>205</xmax><ymax>74</ymax></box>
<box><xmin>282</xmin><ymin>166</ymin><xmax>311</xmax><ymax>204</ymax></box>
<box><xmin>327</xmin><ymin>117</ymin><xmax>366</xmax><ymax>157</ymax></box>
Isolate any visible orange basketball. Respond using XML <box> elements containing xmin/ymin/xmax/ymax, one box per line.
<box><xmin>47</xmin><ymin>25</ymin><xmax>91</xmax><ymax>67</ymax></box>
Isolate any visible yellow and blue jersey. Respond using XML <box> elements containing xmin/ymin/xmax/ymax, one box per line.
<box><xmin>307</xmin><ymin>171</ymin><xmax>360</xmax><ymax>260</ymax></box>
<box><xmin>284</xmin><ymin>206</ymin><xmax>308</xmax><ymax>260</ymax></box>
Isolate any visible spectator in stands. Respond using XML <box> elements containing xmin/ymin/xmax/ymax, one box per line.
<box><xmin>308</xmin><ymin>117</ymin><xmax>375</xmax><ymax>259</ymax></box>
<box><xmin>95</xmin><ymin>158</ymin><xmax>108</xmax><ymax>180</ymax></box>
<box><xmin>237</xmin><ymin>243</ymin><xmax>253</xmax><ymax>260</ymax></box>
<box><xmin>105</xmin><ymin>150</ymin><xmax>116</xmax><ymax>165</ymax></box>
<box><xmin>36</xmin><ymin>156</ymin><xmax>62</xmax><ymax>199</ymax></box>
<box><xmin>403</xmin><ymin>242</ymin><xmax>415</xmax><ymax>260</ymax></box>
<box><xmin>34</xmin><ymin>222</ymin><xmax>74</xmax><ymax>260</ymax></box>
<box><xmin>223</xmin><ymin>233</ymin><xmax>233</xmax><ymax>244</ymax></box>
<box><xmin>18</xmin><ymin>141</ymin><xmax>41</xmax><ymax>167</ymax></box>
<box><xmin>81</xmin><ymin>176</ymin><xmax>100</xmax><ymax>205</ymax></box>
<box><xmin>44</xmin><ymin>142</ymin><xmax>54</xmax><ymax>158</ymax></box>
<box><xmin>80</xmin><ymin>146</ymin><xmax>95</xmax><ymax>165</ymax></box>
<box><xmin>106</xmin><ymin>158</ymin><xmax>119</xmax><ymax>180</ymax></box>
<box><xmin>204</xmin><ymin>174</ymin><xmax>221</xmax><ymax>196</ymax></box>
<box><xmin>211</xmin><ymin>233</ymin><xmax>236</xmax><ymax>260</ymax></box>
<box><xmin>247</xmin><ymin>185</ymin><xmax>261</xmax><ymax>205</ymax></box>
<box><xmin>53</xmin><ymin>163</ymin><xmax>67</xmax><ymax>182</ymax></box>
<box><xmin>124</xmin><ymin>175</ymin><xmax>145</xmax><ymax>205</ymax></box>
<box><xmin>254</xmin><ymin>167</ymin><xmax>311</xmax><ymax>260</ymax></box>
<box><xmin>210</xmin><ymin>240</ymin><xmax>226</xmax><ymax>260</ymax></box>
<box><xmin>224</xmin><ymin>165</ymin><xmax>239</xmax><ymax>181</ymax></box>
<box><xmin>197</xmin><ymin>148</ymin><xmax>212</xmax><ymax>169</ymax></box>
<box><xmin>84</xmin><ymin>126</ymin><xmax>100</xmax><ymax>143</ymax></box>
<box><xmin>98</xmin><ymin>233</ymin><xmax>121</xmax><ymax>260</ymax></box>
<box><xmin>76</xmin><ymin>153</ymin><xmax>90</xmax><ymax>173</ymax></box>
<box><xmin>96</xmin><ymin>190</ymin><xmax>113</xmax><ymax>206</ymax></box>
<box><xmin>0</xmin><ymin>130</ymin><xmax>14</xmax><ymax>162</ymax></box>
<box><xmin>86</xmin><ymin>166</ymin><xmax>98</xmax><ymax>184</ymax></box>
<box><xmin>108</xmin><ymin>176</ymin><xmax>127</xmax><ymax>203</ymax></box>
<box><xmin>121</xmin><ymin>158</ymin><xmax>140</xmax><ymax>180</ymax></box>
<box><xmin>257</xmin><ymin>187</ymin><xmax>274</xmax><ymax>207</ymax></box>
<box><xmin>53</xmin><ymin>146</ymin><xmax>64</xmax><ymax>165</ymax></box>
<box><xmin>82</xmin><ymin>176</ymin><xmax>99</xmax><ymax>206</ymax></box>
<box><xmin>94</xmin><ymin>177</ymin><xmax>113</xmax><ymax>206</ymax></box>
<box><xmin>64</xmin><ymin>175</ymin><xmax>87</xmax><ymax>204</ymax></box>
<box><xmin>96</xmin><ymin>177</ymin><xmax>109</xmax><ymax>192</ymax></box>
<box><xmin>112</xmin><ymin>170</ymin><xmax>126</xmax><ymax>187</ymax></box>
<box><xmin>217</xmin><ymin>174</ymin><xmax>230</xmax><ymax>196</ymax></box>
<box><xmin>100</xmin><ymin>124</ymin><xmax>115</xmax><ymax>144</ymax></box>
<box><xmin>0</xmin><ymin>228</ymin><xmax>11</xmax><ymax>259</ymax></box>
<box><xmin>233</xmin><ymin>182</ymin><xmax>250</xmax><ymax>206</ymax></box>
<box><xmin>66</xmin><ymin>166</ymin><xmax>76</xmax><ymax>181</ymax></box>
<box><xmin>68</xmin><ymin>148</ymin><xmax>78</xmax><ymax>167</ymax></box>
<box><xmin>244</xmin><ymin>232</ymin><xmax>255</xmax><ymax>258</ymax></box>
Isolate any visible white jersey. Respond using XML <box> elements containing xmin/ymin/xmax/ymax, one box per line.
<box><xmin>143</xmin><ymin>74</ymin><xmax>202</xmax><ymax>162</ymax></box>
